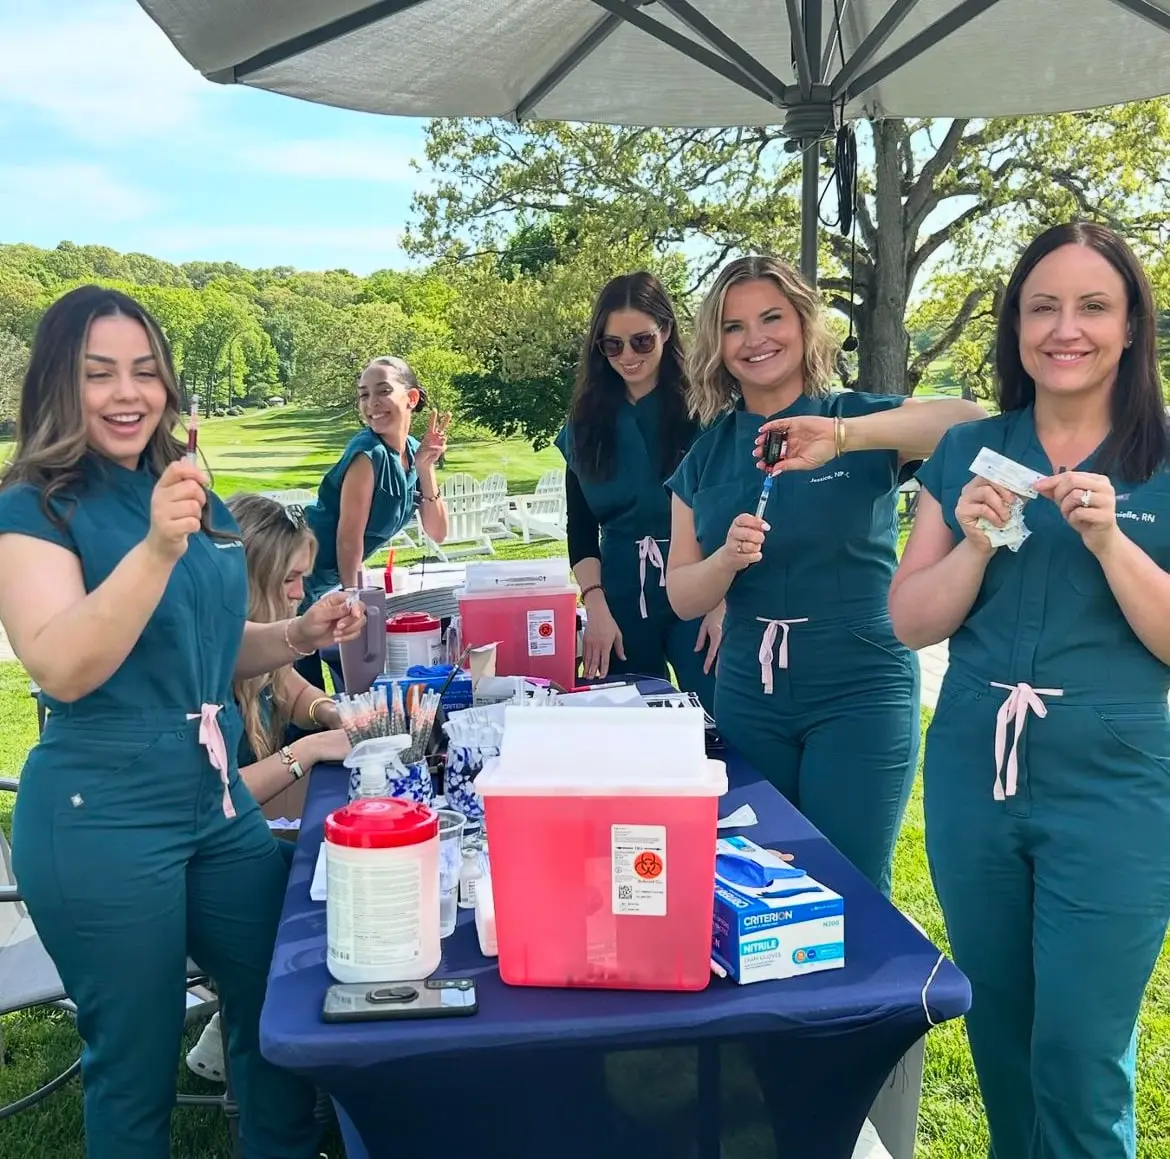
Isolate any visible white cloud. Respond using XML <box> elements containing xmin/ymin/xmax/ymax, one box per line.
<box><xmin>0</xmin><ymin>163</ymin><xmax>158</xmax><ymax>226</ymax></box>
<box><xmin>135</xmin><ymin>224</ymin><xmax>410</xmax><ymax>273</ymax></box>
<box><xmin>244</xmin><ymin>138</ymin><xmax>427</xmax><ymax>184</ymax></box>
<box><xmin>0</xmin><ymin>3</ymin><xmax>207</xmax><ymax>143</ymax></box>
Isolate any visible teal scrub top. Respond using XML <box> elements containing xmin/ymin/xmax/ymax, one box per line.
<box><xmin>0</xmin><ymin>453</ymin><xmax>248</xmax><ymax>737</ymax></box>
<box><xmin>304</xmin><ymin>427</ymin><xmax>420</xmax><ymax>597</ymax></box>
<box><xmin>917</xmin><ymin>406</ymin><xmax>1170</xmax><ymax>702</ymax></box>
<box><xmin>555</xmin><ymin>388</ymin><xmax>695</xmax><ymax>547</ymax></box>
<box><xmin>666</xmin><ymin>391</ymin><xmax>907</xmax><ymax>623</ymax></box>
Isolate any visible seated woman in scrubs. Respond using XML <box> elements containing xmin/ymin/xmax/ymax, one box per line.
<box><xmin>555</xmin><ymin>272</ymin><xmax>719</xmax><ymax>706</ymax></box>
<box><xmin>665</xmin><ymin>254</ymin><xmax>983</xmax><ymax>894</ymax></box>
<box><xmin>302</xmin><ymin>355</ymin><xmax>450</xmax><ymax>603</ymax></box>
<box><xmin>0</xmin><ymin>285</ymin><xmax>362</xmax><ymax>1159</ymax></box>
<box><xmin>890</xmin><ymin>222</ymin><xmax>1170</xmax><ymax>1159</ymax></box>
<box><xmin>187</xmin><ymin>492</ymin><xmax>353</xmax><ymax>1085</ymax></box>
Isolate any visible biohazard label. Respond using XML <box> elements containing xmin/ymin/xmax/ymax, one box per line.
<box><xmin>527</xmin><ymin>610</ymin><xmax>556</xmax><ymax>656</ymax></box>
<box><xmin>612</xmin><ymin>824</ymin><xmax>667</xmax><ymax>916</ymax></box>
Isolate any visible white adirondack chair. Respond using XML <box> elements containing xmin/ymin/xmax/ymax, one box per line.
<box><xmin>479</xmin><ymin>472</ymin><xmax>514</xmax><ymax>540</ymax></box>
<box><xmin>418</xmin><ymin>473</ymin><xmax>495</xmax><ymax>562</ymax></box>
<box><xmin>508</xmin><ymin>469</ymin><xmax>567</xmax><ymax>543</ymax></box>
<box><xmin>261</xmin><ymin>488</ymin><xmax>317</xmax><ymax>507</ymax></box>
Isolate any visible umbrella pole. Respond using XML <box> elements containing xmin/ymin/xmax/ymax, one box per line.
<box><xmin>800</xmin><ymin>143</ymin><xmax>819</xmax><ymax>286</ymax></box>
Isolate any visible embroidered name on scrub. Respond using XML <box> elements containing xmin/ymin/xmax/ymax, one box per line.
<box><xmin>636</xmin><ymin>535</ymin><xmax>667</xmax><ymax>619</ymax></box>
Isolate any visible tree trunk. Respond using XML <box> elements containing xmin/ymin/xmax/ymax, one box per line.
<box><xmin>857</xmin><ymin>121</ymin><xmax>912</xmax><ymax>396</ymax></box>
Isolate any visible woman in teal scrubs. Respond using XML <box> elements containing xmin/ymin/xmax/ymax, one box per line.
<box><xmin>303</xmin><ymin>355</ymin><xmax>450</xmax><ymax>602</ymax></box>
<box><xmin>0</xmin><ymin>286</ymin><xmax>363</xmax><ymax>1159</ymax></box>
<box><xmin>891</xmin><ymin>222</ymin><xmax>1170</xmax><ymax>1159</ymax></box>
<box><xmin>556</xmin><ymin>272</ymin><xmax>718</xmax><ymax>707</ymax></box>
<box><xmin>665</xmin><ymin>254</ymin><xmax>982</xmax><ymax>893</ymax></box>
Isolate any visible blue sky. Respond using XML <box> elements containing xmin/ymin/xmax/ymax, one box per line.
<box><xmin>0</xmin><ymin>0</ymin><xmax>431</xmax><ymax>274</ymax></box>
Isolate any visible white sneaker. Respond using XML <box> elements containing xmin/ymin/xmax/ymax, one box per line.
<box><xmin>186</xmin><ymin>1011</ymin><xmax>225</xmax><ymax>1084</ymax></box>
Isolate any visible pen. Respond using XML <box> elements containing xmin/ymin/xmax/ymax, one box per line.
<box><xmin>754</xmin><ymin>430</ymin><xmax>786</xmax><ymax>520</ymax></box>
<box><xmin>186</xmin><ymin>400</ymin><xmax>199</xmax><ymax>464</ymax></box>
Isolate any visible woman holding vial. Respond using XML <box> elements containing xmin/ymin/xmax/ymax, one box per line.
<box><xmin>0</xmin><ymin>285</ymin><xmax>362</xmax><ymax>1158</ymax></box>
<box><xmin>556</xmin><ymin>272</ymin><xmax>719</xmax><ymax>704</ymax></box>
<box><xmin>665</xmin><ymin>254</ymin><xmax>982</xmax><ymax>893</ymax></box>
<box><xmin>891</xmin><ymin>222</ymin><xmax>1170</xmax><ymax>1159</ymax></box>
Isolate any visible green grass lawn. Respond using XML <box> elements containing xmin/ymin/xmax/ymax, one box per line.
<box><xmin>1</xmin><ymin>407</ymin><xmax>1168</xmax><ymax>1155</ymax></box>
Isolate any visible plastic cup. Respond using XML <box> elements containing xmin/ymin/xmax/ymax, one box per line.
<box><xmin>436</xmin><ymin>808</ymin><xmax>466</xmax><ymax>938</ymax></box>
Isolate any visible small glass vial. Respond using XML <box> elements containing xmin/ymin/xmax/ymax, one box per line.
<box><xmin>458</xmin><ymin>845</ymin><xmax>484</xmax><ymax>909</ymax></box>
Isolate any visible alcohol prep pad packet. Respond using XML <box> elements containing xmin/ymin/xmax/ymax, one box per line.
<box><xmin>968</xmin><ymin>447</ymin><xmax>1045</xmax><ymax>552</ymax></box>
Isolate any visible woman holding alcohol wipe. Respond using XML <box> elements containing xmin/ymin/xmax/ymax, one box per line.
<box><xmin>556</xmin><ymin>272</ymin><xmax>719</xmax><ymax>706</ymax></box>
<box><xmin>890</xmin><ymin>222</ymin><xmax>1170</xmax><ymax>1159</ymax></box>
<box><xmin>0</xmin><ymin>286</ymin><xmax>361</xmax><ymax>1158</ymax></box>
<box><xmin>665</xmin><ymin>254</ymin><xmax>982</xmax><ymax>893</ymax></box>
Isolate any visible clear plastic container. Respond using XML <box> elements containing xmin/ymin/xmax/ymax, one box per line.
<box><xmin>457</xmin><ymin>585</ymin><xmax>578</xmax><ymax>689</ymax></box>
<box><xmin>475</xmin><ymin>707</ymin><xmax>727</xmax><ymax>991</ymax></box>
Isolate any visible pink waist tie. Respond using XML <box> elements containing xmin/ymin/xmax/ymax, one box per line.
<box><xmin>989</xmin><ymin>681</ymin><xmax>1063</xmax><ymax>800</ymax></box>
<box><xmin>636</xmin><ymin>536</ymin><xmax>667</xmax><ymax>620</ymax></box>
<box><xmin>187</xmin><ymin>703</ymin><xmax>236</xmax><ymax>819</ymax></box>
<box><xmin>756</xmin><ymin>617</ymin><xmax>810</xmax><ymax>695</ymax></box>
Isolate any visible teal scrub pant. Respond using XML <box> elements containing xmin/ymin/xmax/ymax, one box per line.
<box><xmin>608</xmin><ymin>602</ymin><xmax>716</xmax><ymax>714</ymax></box>
<box><xmin>925</xmin><ymin>677</ymin><xmax>1170</xmax><ymax>1159</ymax></box>
<box><xmin>12</xmin><ymin>722</ymin><xmax>320</xmax><ymax>1159</ymax></box>
<box><xmin>713</xmin><ymin>611</ymin><xmax>920</xmax><ymax>895</ymax></box>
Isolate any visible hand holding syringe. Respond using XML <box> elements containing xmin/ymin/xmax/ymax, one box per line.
<box><xmin>753</xmin><ymin>430</ymin><xmax>787</xmax><ymax>520</ymax></box>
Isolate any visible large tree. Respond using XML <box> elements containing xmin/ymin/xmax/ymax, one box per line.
<box><xmin>407</xmin><ymin>102</ymin><xmax>1170</xmax><ymax>398</ymax></box>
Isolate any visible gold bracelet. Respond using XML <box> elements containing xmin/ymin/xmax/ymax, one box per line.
<box><xmin>307</xmin><ymin>696</ymin><xmax>332</xmax><ymax>726</ymax></box>
<box><xmin>283</xmin><ymin>617</ymin><xmax>314</xmax><ymax>658</ymax></box>
<box><xmin>834</xmin><ymin>416</ymin><xmax>848</xmax><ymax>458</ymax></box>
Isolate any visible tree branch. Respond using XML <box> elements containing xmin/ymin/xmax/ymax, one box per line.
<box><xmin>904</xmin><ymin>120</ymin><xmax>971</xmax><ymax>226</ymax></box>
<box><xmin>908</xmin><ymin>200</ymin><xmax>992</xmax><ymax>285</ymax></box>
<box><xmin>909</xmin><ymin>286</ymin><xmax>989</xmax><ymax>378</ymax></box>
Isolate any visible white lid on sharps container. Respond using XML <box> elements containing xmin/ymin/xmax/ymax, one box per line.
<box><xmin>475</xmin><ymin>706</ymin><xmax>728</xmax><ymax>798</ymax></box>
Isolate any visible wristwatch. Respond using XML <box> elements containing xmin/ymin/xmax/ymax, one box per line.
<box><xmin>279</xmin><ymin>746</ymin><xmax>306</xmax><ymax>781</ymax></box>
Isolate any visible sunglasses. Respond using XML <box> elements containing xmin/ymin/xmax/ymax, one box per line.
<box><xmin>598</xmin><ymin>331</ymin><xmax>658</xmax><ymax>358</ymax></box>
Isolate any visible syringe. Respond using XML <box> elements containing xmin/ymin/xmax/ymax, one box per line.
<box><xmin>754</xmin><ymin>430</ymin><xmax>786</xmax><ymax>519</ymax></box>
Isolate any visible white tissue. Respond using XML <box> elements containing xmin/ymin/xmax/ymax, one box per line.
<box><xmin>717</xmin><ymin>804</ymin><xmax>759</xmax><ymax>829</ymax></box>
<box><xmin>310</xmin><ymin>846</ymin><xmax>327</xmax><ymax>901</ymax></box>
<box><xmin>978</xmin><ymin>496</ymin><xmax>1031</xmax><ymax>552</ymax></box>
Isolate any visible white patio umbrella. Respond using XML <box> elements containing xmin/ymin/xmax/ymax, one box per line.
<box><xmin>137</xmin><ymin>0</ymin><xmax>1170</xmax><ymax>282</ymax></box>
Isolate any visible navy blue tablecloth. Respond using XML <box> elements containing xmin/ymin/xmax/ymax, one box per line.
<box><xmin>261</xmin><ymin>734</ymin><xmax>969</xmax><ymax>1158</ymax></box>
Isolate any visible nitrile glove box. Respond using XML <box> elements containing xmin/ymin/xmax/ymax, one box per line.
<box><xmin>712</xmin><ymin>836</ymin><xmax>845</xmax><ymax>984</ymax></box>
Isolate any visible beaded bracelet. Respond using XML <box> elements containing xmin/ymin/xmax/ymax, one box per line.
<box><xmin>284</xmin><ymin>617</ymin><xmax>314</xmax><ymax>658</ymax></box>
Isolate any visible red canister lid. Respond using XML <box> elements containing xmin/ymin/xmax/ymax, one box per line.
<box><xmin>324</xmin><ymin>798</ymin><xmax>439</xmax><ymax>849</ymax></box>
<box><xmin>386</xmin><ymin>612</ymin><xmax>440</xmax><ymax>634</ymax></box>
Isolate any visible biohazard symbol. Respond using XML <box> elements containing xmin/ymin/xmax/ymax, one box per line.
<box><xmin>537</xmin><ymin>621</ymin><xmax>554</xmax><ymax>638</ymax></box>
<box><xmin>634</xmin><ymin>851</ymin><xmax>663</xmax><ymax>879</ymax></box>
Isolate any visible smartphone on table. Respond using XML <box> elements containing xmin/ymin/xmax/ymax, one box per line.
<box><xmin>322</xmin><ymin>977</ymin><xmax>479</xmax><ymax>1022</ymax></box>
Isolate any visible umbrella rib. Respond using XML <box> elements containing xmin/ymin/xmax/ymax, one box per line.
<box><xmin>829</xmin><ymin>0</ymin><xmax>921</xmax><ymax>100</ymax></box>
<box><xmin>1106</xmin><ymin>0</ymin><xmax>1170</xmax><ymax>34</ymax></box>
<box><xmin>207</xmin><ymin>0</ymin><xmax>429</xmax><ymax>82</ymax></box>
<box><xmin>786</xmin><ymin>0</ymin><xmax>813</xmax><ymax>98</ymax></box>
<box><xmin>515</xmin><ymin>14</ymin><xmax>624</xmax><ymax>121</ymax></box>
<box><xmin>835</xmin><ymin>0</ymin><xmax>1003</xmax><ymax>106</ymax></box>
<box><xmin>586</xmin><ymin>0</ymin><xmax>777</xmax><ymax>105</ymax></box>
<box><xmin>654</xmin><ymin>0</ymin><xmax>789</xmax><ymax>102</ymax></box>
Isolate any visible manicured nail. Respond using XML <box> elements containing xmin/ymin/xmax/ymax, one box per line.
<box><xmin>763</xmin><ymin>522</ymin><xmax>771</xmax><ymax>531</ymax></box>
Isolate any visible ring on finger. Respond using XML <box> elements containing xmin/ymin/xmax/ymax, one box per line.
<box><xmin>1080</xmin><ymin>488</ymin><xmax>1093</xmax><ymax>508</ymax></box>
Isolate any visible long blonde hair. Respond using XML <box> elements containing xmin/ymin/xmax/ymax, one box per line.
<box><xmin>228</xmin><ymin>493</ymin><xmax>318</xmax><ymax>762</ymax></box>
<box><xmin>686</xmin><ymin>255</ymin><xmax>839</xmax><ymax>426</ymax></box>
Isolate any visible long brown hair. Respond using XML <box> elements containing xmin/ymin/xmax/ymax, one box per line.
<box><xmin>1</xmin><ymin>285</ymin><xmax>226</xmax><ymax>535</ymax></box>
<box><xmin>996</xmin><ymin>222</ymin><xmax>1167</xmax><ymax>482</ymax></box>
<box><xmin>227</xmin><ymin>493</ymin><xmax>318</xmax><ymax>762</ymax></box>
<box><xmin>568</xmin><ymin>272</ymin><xmax>696</xmax><ymax>482</ymax></box>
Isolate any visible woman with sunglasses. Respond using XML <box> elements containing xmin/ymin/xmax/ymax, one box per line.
<box><xmin>302</xmin><ymin>355</ymin><xmax>450</xmax><ymax>604</ymax></box>
<box><xmin>555</xmin><ymin>272</ymin><xmax>719</xmax><ymax>706</ymax></box>
<box><xmin>0</xmin><ymin>286</ymin><xmax>363</xmax><ymax>1157</ymax></box>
